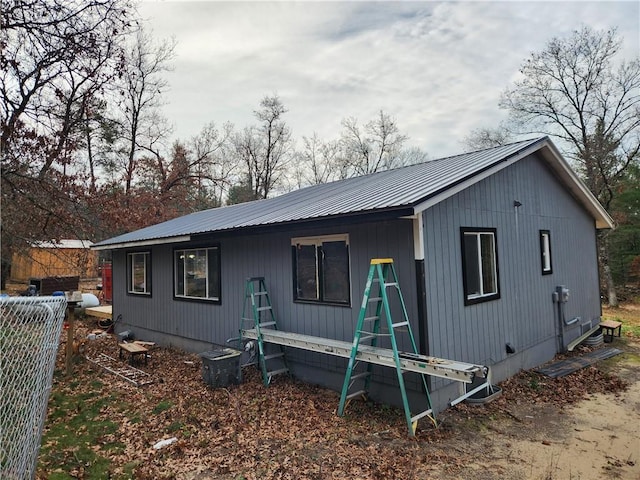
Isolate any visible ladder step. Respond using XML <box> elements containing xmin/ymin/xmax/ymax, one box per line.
<box><xmin>258</xmin><ymin>321</ymin><xmax>276</xmax><ymax>328</ymax></box>
<box><xmin>267</xmin><ymin>368</ymin><xmax>289</xmax><ymax>377</ymax></box>
<box><xmin>257</xmin><ymin>306</ymin><xmax>272</xmax><ymax>312</ymax></box>
<box><xmin>392</xmin><ymin>321</ymin><xmax>409</xmax><ymax>328</ymax></box>
<box><xmin>350</xmin><ymin>371</ymin><xmax>371</xmax><ymax>381</ymax></box>
<box><xmin>363</xmin><ymin>316</ymin><xmax>379</xmax><ymax>322</ymax></box>
<box><xmin>384</xmin><ymin>282</ymin><xmax>398</xmax><ymax>288</ymax></box>
<box><xmin>368</xmin><ymin>297</ymin><xmax>382</xmax><ymax>303</ymax></box>
<box><xmin>411</xmin><ymin>409</ymin><xmax>434</xmax><ymax>424</ymax></box>
<box><xmin>359</xmin><ymin>334</ymin><xmax>376</xmax><ymax>342</ymax></box>
<box><xmin>346</xmin><ymin>390</ymin><xmax>367</xmax><ymax>400</ymax></box>
<box><xmin>263</xmin><ymin>352</ymin><xmax>285</xmax><ymax>360</ymax></box>
<box><xmin>254</xmin><ymin>291</ymin><xmax>268</xmax><ymax>296</ymax></box>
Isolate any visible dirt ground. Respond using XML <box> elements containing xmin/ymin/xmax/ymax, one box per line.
<box><xmin>37</xmin><ymin>306</ymin><xmax>640</xmax><ymax>480</ymax></box>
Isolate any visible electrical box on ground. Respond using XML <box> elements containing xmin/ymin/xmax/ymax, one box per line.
<box><xmin>200</xmin><ymin>348</ymin><xmax>242</xmax><ymax>388</ymax></box>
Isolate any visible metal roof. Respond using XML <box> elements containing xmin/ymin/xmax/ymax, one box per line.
<box><xmin>32</xmin><ymin>240</ymin><xmax>94</xmax><ymax>249</ymax></box>
<box><xmin>93</xmin><ymin>137</ymin><xmax>613</xmax><ymax>250</ymax></box>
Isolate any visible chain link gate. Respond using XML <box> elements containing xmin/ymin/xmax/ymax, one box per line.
<box><xmin>1</xmin><ymin>296</ymin><xmax>67</xmax><ymax>479</ymax></box>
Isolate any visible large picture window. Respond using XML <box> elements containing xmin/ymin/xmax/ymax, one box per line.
<box><xmin>461</xmin><ymin>228</ymin><xmax>500</xmax><ymax>305</ymax></box>
<box><xmin>174</xmin><ymin>247</ymin><xmax>220</xmax><ymax>302</ymax></box>
<box><xmin>127</xmin><ymin>252</ymin><xmax>151</xmax><ymax>295</ymax></box>
<box><xmin>292</xmin><ymin>234</ymin><xmax>350</xmax><ymax>305</ymax></box>
<box><xmin>540</xmin><ymin>230</ymin><xmax>553</xmax><ymax>275</ymax></box>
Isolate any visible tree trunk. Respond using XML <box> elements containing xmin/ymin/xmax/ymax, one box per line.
<box><xmin>598</xmin><ymin>231</ymin><xmax>619</xmax><ymax>307</ymax></box>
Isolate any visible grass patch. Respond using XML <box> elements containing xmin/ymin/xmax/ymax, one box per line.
<box><xmin>152</xmin><ymin>399</ymin><xmax>174</xmax><ymax>414</ymax></box>
<box><xmin>38</xmin><ymin>388</ymin><xmax>122</xmax><ymax>478</ymax></box>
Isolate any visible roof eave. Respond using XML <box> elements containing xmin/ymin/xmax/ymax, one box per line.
<box><xmin>91</xmin><ymin>235</ymin><xmax>192</xmax><ymax>251</ymax></box>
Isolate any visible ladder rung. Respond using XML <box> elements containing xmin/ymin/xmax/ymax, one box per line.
<box><xmin>368</xmin><ymin>297</ymin><xmax>382</xmax><ymax>303</ymax></box>
<box><xmin>392</xmin><ymin>321</ymin><xmax>409</xmax><ymax>328</ymax></box>
<box><xmin>359</xmin><ymin>335</ymin><xmax>376</xmax><ymax>342</ymax></box>
<box><xmin>267</xmin><ymin>368</ymin><xmax>289</xmax><ymax>377</ymax></box>
<box><xmin>257</xmin><ymin>306</ymin><xmax>272</xmax><ymax>312</ymax></box>
<box><xmin>258</xmin><ymin>321</ymin><xmax>276</xmax><ymax>328</ymax></box>
<box><xmin>384</xmin><ymin>282</ymin><xmax>398</xmax><ymax>288</ymax></box>
<box><xmin>264</xmin><ymin>352</ymin><xmax>285</xmax><ymax>360</ymax></box>
<box><xmin>363</xmin><ymin>316</ymin><xmax>379</xmax><ymax>322</ymax></box>
<box><xmin>254</xmin><ymin>291</ymin><xmax>268</xmax><ymax>296</ymax></box>
<box><xmin>346</xmin><ymin>390</ymin><xmax>367</xmax><ymax>400</ymax></box>
<box><xmin>241</xmin><ymin>317</ymin><xmax>254</xmax><ymax>322</ymax></box>
<box><xmin>411</xmin><ymin>409</ymin><xmax>434</xmax><ymax>424</ymax></box>
<box><xmin>350</xmin><ymin>371</ymin><xmax>371</xmax><ymax>381</ymax></box>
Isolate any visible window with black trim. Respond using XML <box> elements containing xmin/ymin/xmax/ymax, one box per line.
<box><xmin>540</xmin><ymin>230</ymin><xmax>552</xmax><ymax>275</ymax></box>
<box><xmin>461</xmin><ymin>228</ymin><xmax>500</xmax><ymax>305</ymax></box>
<box><xmin>292</xmin><ymin>234</ymin><xmax>350</xmax><ymax>305</ymax></box>
<box><xmin>174</xmin><ymin>247</ymin><xmax>220</xmax><ymax>301</ymax></box>
<box><xmin>127</xmin><ymin>251</ymin><xmax>151</xmax><ymax>295</ymax></box>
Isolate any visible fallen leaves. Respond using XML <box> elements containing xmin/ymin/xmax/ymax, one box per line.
<box><xmin>35</xmin><ymin>317</ymin><xmax>632</xmax><ymax>479</ymax></box>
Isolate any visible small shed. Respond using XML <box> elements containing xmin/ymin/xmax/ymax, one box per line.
<box><xmin>11</xmin><ymin>240</ymin><xmax>98</xmax><ymax>282</ymax></box>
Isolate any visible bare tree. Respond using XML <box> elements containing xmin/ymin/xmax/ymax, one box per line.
<box><xmin>500</xmin><ymin>26</ymin><xmax>640</xmax><ymax>306</ymax></box>
<box><xmin>0</xmin><ymin>0</ymin><xmax>137</xmax><ymax>286</ymax></box>
<box><xmin>462</xmin><ymin>126</ymin><xmax>513</xmax><ymax>151</ymax></box>
<box><xmin>501</xmin><ymin>26</ymin><xmax>640</xmax><ymax>209</ymax></box>
<box><xmin>233</xmin><ymin>94</ymin><xmax>292</xmax><ymax>199</ymax></box>
<box><xmin>296</xmin><ymin>133</ymin><xmax>342</xmax><ymax>185</ymax></box>
<box><xmin>138</xmin><ymin>121</ymin><xmax>236</xmax><ymax>209</ymax></box>
<box><xmin>113</xmin><ymin>28</ymin><xmax>176</xmax><ymax>195</ymax></box>
<box><xmin>339</xmin><ymin>110</ymin><xmax>409</xmax><ymax>177</ymax></box>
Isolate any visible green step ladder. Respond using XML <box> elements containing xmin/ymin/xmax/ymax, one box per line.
<box><xmin>337</xmin><ymin>258</ymin><xmax>435</xmax><ymax>436</ymax></box>
<box><xmin>241</xmin><ymin>277</ymin><xmax>289</xmax><ymax>385</ymax></box>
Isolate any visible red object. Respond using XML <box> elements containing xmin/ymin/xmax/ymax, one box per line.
<box><xmin>101</xmin><ymin>262</ymin><xmax>113</xmax><ymax>303</ymax></box>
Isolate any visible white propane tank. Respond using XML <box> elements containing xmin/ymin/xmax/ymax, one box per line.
<box><xmin>78</xmin><ymin>293</ymin><xmax>100</xmax><ymax>310</ymax></box>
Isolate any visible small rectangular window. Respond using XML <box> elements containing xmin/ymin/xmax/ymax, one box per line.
<box><xmin>461</xmin><ymin>228</ymin><xmax>500</xmax><ymax>305</ymax></box>
<box><xmin>540</xmin><ymin>230</ymin><xmax>552</xmax><ymax>275</ymax></box>
<box><xmin>127</xmin><ymin>252</ymin><xmax>151</xmax><ymax>295</ymax></box>
<box><xmin>174</xmin><ymin>247</ymin><xmax>221</xmax><ymax>302</ymax></box>
<box><xmin>292</xmin><ymin>234</ymin><xmax>350</xmax><ymax>305</ymax></box>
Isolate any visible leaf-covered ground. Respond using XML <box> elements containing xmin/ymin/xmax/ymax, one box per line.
<box><xmin>36</xmin><ymin>315</ymin><xmax>636</xmax><ymax>480</ymax></box>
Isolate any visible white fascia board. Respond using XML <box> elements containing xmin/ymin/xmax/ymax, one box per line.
<box><xmin>413</xmin><ymin>139</ymin><xmax>614</xmax><ymax>230</ymax></box>
<box><xmin>538</xmin><ymin>140</ymin><xmax>614</xmax><ymax>230</ymax></box>
<box><xmin>91</xmin><ymin>235</ymin><xmax>192</xmax><ymax>251</ymax></box>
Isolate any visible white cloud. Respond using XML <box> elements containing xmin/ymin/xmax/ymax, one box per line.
<box><xmin>139</xmin><ymin>0</ymin><xmax>639</xmax><ymax>158</ymax></box>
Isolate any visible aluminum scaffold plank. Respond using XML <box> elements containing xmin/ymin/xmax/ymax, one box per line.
<box><xmin>241</xmin><ymin>327</ymin><xmax>487</xmax><ymax>383</ymax></box>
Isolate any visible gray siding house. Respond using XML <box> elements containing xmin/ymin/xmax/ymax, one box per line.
<box><xmin>93</xmin><ymin>137</ymin><xmax>613</xmax><ymax>412</ymax></box>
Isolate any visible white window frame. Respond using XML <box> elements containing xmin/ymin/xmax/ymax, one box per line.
<box><xmin>540</xmin><ymin>230</ymin><xmax>552</xmax><ymax>275</ymax></box>
<box><xmin>174</xmin><ymin>246</ymin><xmax>220</xmax><ymax>302</ymax></box>
<box><xmin>291</xmin><ymin>234</ymin><xmax>351</xmax><ymax>305</ymax></box>
<box><xmin>461</xmin><ymin>228</ymin><xmax>500</xmax><ymax>305</ymax></box>
<box><xmin>127</xmin><ymin>251</ymin><xmax>151</xmax><ymax>295</ymax></box>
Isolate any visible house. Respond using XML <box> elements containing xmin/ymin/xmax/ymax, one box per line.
<box><xmin>92</xmin><ymin>137</ymin><xmax>613</xmax><ymax>413</ymax></box>
<box><xmin>11</xmin><ymin>240</ymin><xmax>98</xmax><ymax>282</ymax></box>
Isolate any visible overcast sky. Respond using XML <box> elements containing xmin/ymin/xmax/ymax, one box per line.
<box><xmin>138</xmin><ymin>1</ymin><xmax>639</xmax><ymax>159</ymax></box>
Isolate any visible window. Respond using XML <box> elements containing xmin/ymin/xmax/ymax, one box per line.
<box><xmin>540</xmin><ymin>230</ymin><xmax>552</xmax><ymax>275</ymax></box>
<box><xmin>174</xmin><ymin>247</ymin><xmax>220</xmax><ymax>301</ymax></box>
<box><xmin>127</xmin><ymin>252</ymin><xmax>151</xmax><ymax>295</ymax></box>
<box><xmin>461</xmin><ymin>228</ymin><xmax>500</xmax><ymax>305</ymax></box>
<box><xmin>292</xmin><ymin>234</ymin><xmax>350</xmax><ymax>305</ymax></box>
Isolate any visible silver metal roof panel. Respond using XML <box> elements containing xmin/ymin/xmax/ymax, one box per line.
<box><xmin>93</xmin><ymin>137</ymin><xmax>612</xmax><ymax>250</ymax></box>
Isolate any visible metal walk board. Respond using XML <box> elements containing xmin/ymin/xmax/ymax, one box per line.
<box><xmin>241</xmin><ymin>328</ymin><xmax>486</xmax><ymax>383</ymax></box>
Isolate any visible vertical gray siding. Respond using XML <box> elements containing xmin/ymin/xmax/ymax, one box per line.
<box><xmin>423</xmin><ymin>153</ymin><xmax>601</xmax><ymax>389</ymax></box>
<box><xmin>112</xmin><ymin>218</ymin><xmax>419</xmax><ymax>387</ymax></box>
<box><xmin>111</xmin><ymin>151</ymin><xmax>603</xmax><ymax>411</ymax></box>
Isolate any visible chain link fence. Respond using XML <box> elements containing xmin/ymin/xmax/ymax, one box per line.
<box><xmin>1</xmin><ymin>296</ymin><xmax>67</xmax><ymax>479</ymax></box>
